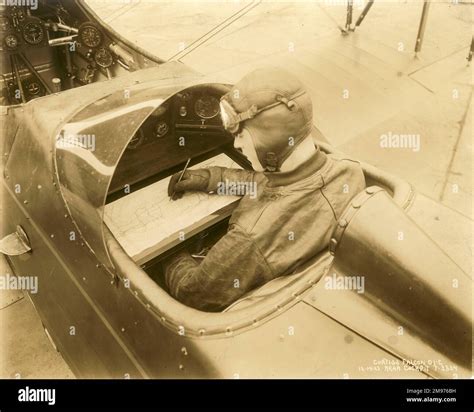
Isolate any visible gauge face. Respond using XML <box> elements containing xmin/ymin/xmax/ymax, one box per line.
<box><xmin>25</xmin><ymin>81</ymin><xmax>41</xmax><ymax>96</ymax></box>
<box><xmin>22</xmin><ymin>22</ymin><xmax>44</xmax><ymax>45</ymax></box>
<box><xmin>179</xmin><ymin>106</ymin><xmax>187</xmax><ymax>117</ymax></box>
<box><xmin>79</xmin><ymin>23</ymin><xmax>103</xmax><ymax>48</ymax></box>
<box><xmin>94</xmin><ymin>47</ymin><xmax>113</xmax><ymax>68</ymax></box>
<box><xmin>194</xmin><ymin>95</ymin><xmax>220</xmax><ymax>119</ymax></box>
<box><xmin>4</xmin><ymin>34</ymin><xmax>19</xmax><ymax>50</ymax></box>
<box><xmin>155</xmin><ymin>121</ymin><xmax>169</xmax><ymax>138</ymax></box>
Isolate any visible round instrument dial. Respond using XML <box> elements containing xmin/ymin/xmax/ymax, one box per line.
<box><xmin>22</xmin><ymin>22</ymin><xmax>44</xmax><ymax>45</ymax></box>
<box><xmin>194</xmin><ymin>95</ymin><xmax>220</xmax><ymax>119</ymax></box>
<box><xmin>94</xmin><ymin>47</ymin><xmax>114</xmax><ymax>68</ymax></box>
<box><xmin>154</xmin><ymin>121</ymin><xmax>169</xmax><ymax>138</ymax></box>
<box><xmin>79</xmin><ymin>23</ymin><xmax>103</xmax><ymax>48</ymax></box>
<box><xmin>25</xmin><ymin>81</ymin><xmax>41</xmax><ymax>96</ymax></box>
<box><xmin>4</xmin><ymin>33</ymin><xmax>19</xmax><ymax>50</ymax></box>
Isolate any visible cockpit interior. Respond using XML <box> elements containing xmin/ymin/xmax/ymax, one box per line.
<box><xmin>104</xmin><ymin>84</ymin><xmax>253</xmax><ymax>294</ymax></box>
<box><xmin>1</xmin><ymin>1</ymin><xmax>158</xmax><ymax>105</ymax></box>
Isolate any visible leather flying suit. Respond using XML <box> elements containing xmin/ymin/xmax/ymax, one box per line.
<box><xmin>165</xmin><ymin>147</ymin><xmax>366</xmax><ymax>312</ymax></box>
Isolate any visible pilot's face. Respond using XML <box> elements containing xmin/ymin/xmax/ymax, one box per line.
<box><xmin>233</xmin><ymin>128</ymin><xmax>264</xmax><ymax>172</ymax></box>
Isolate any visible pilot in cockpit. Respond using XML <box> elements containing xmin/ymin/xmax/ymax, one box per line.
<box><xmin>164</xmin><ymin>66</ymin><xmax>366</xmax><ymax>312</ymax></box>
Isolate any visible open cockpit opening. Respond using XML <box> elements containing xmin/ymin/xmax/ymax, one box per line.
<box><xmin>103</xmin><ymin>84</ymin><xmax>254</xmax><ymax>302</ymax></box>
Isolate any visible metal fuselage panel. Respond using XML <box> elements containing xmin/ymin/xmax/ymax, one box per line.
<box><xmin>309</xmin><ymin>191</ymin><xmax>471</xmax><ymax>378</ymax></box>
<box><xmin>2</xmin><ymin>177</ymin><xmax>424</xmax><ymax>378</ymax></box>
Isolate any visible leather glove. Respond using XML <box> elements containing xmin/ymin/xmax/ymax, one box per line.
<box><xmin>168</xmin><ymin>168</ymin><xmax>210</xmax><ymax>200</ymax></box>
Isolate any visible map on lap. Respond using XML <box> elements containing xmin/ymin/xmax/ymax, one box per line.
<box><xmin>104</xmin><ymin>153</ymin><xmax>242</xmax><ymax>264</ymax></box>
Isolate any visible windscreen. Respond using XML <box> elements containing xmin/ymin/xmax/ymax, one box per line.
<box><xmin>54</xmin><ymin>78</ymin><xmax>203</xmax><ymax>270</ymax></box>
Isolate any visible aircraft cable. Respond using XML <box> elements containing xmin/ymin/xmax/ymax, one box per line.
<box><xmin>169</xmin><ymin>0</ymin><xmax>262</xmax><ymax>61</ymax></box>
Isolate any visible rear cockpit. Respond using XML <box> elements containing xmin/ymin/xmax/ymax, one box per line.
<box><xmin>103</xmin><ymin>84</ymin><xmax>253</xmax><ymax>292</ymax></box>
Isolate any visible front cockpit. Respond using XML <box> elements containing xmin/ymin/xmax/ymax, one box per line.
<box><xmin>55</xmin><ymin>80</ymin><xmax>252</xmax><ymax>299</ymax></box>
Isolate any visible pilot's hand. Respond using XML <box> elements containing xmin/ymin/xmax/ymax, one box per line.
<box><xmin>168</xmin><ymin>168</ymin><xmax>210</xmax><ymax>200</ymax></box>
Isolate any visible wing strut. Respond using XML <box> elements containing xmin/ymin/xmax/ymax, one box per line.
<box><xmin>344</xmin><ymin>0</ymin><xmax>375</xmax><ymax>33</ymax></box>
<box><xmin>414</xmin><ymin>0</ymin><xmax>431</xmax><ymax>55</ymax></box>
<box><xmin>354</xmin><ymin>0</ymin><xmax>375</xmax><ymax>29</ymax></box>
<box><xmin>345</xmin><ymin>0</ymin><xmax>353</xmax><ymax>31</ymax></box>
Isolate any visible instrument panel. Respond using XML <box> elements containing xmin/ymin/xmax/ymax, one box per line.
<box><xmin>1</xmin><ymin>15</ymin><xmax>47</xmax><ymax>52</ymax></box>
<box><xmin>174</xmin><ymin>90</ymin><xmax>222</xmax><ymax>127</ymax></box>
<box><xmin>109</xmin><ymin>86</ymin><xmax>236</xmax><ymax>196</ymax></box>
<box><xmin>0</xmin><ymin>3</ymin><xmax>122</xmax><ymax>104</ymax></box>
<box><xmin>126</xmin><ymin>88</ymin><xmax>225</xmax><ymax>151</ymax></box>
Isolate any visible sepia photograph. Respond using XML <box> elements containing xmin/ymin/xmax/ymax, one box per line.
<box><xmin>0</xmin><ymin>0</ymin><xmax>472</xmax><ymax>409</ymax></box>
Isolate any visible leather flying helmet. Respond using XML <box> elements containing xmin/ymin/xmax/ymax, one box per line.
<box><xmin>220</xmin><ymin>67</ymin><xmax>313</xmax><ymax>171</ymax></box>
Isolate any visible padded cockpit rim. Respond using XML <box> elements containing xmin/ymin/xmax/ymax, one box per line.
<box><xmin>329</xmin><ymin>186</ymin><xmax>385</xmax><ymax>255</ymax></box>
<box><xmin>104</xmin><ymin>226</ymin><xmax>332</xmax><ymax>338</ymax></box>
